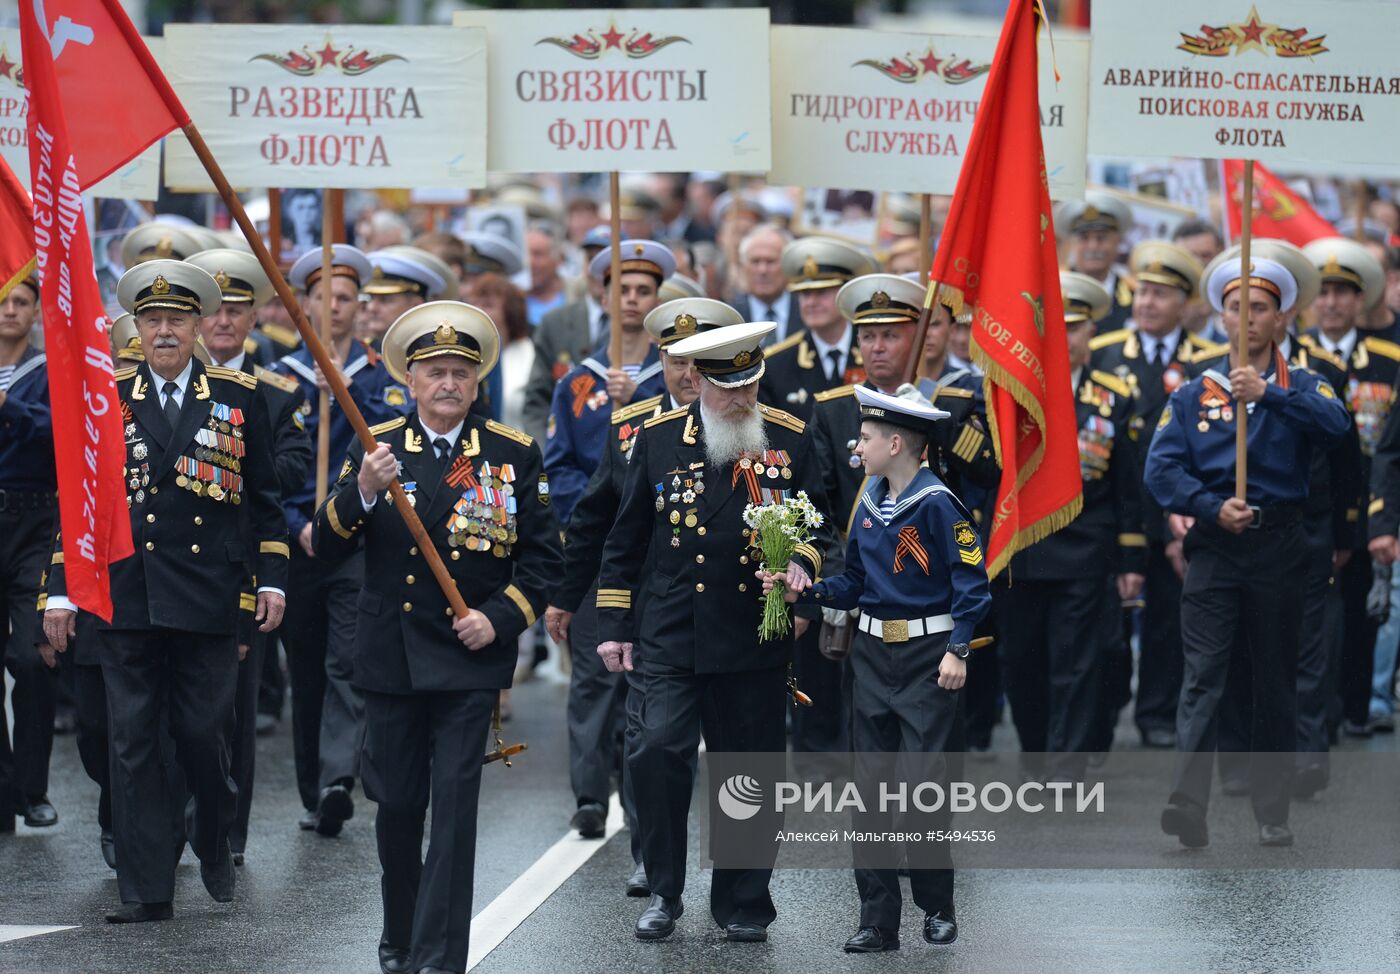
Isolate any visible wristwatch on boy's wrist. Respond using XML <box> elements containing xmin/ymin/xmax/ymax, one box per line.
<box><xmin>949</xmin><ymin>642</ymin><xmax>972</xmax><ymax>660</ymax></box>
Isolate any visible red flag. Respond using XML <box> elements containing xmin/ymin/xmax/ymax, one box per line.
<box><xmin>22</xmin><ymin>0</ymin><xmax>134</xmax><ymax>620</ymax></box>
<box><xmin>24</xmin><ymin>0</ymin><xmax>188</xmax><ymax>191</ymax></box>
<box><xmin>928</xmin><ymin>0</ymin><xmax>1081</xmax><ymax>578</ymax></box>
<box><xmin>0</xmin><ymin>155</ymin><xmax>36</xmax><ymax>300</ymax></box>
<box><xmin>1222</xmin><ymin>159</ymin><xmax>1338</xmax><ymax>247</ymax></box>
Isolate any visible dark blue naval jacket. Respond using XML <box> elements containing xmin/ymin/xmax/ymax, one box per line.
<box><xmin>1145</xmin><ymin>350</ymin><xmax>1351</xmax><ymax>522</ymax></box>
<box><xmin>799</xmin><ymin>466</ymin><xmax>992</xmax><ymax>645</ymax></box>
<box><xmin>0</xmin><ymin>346</ymin><xmax>55</xmax><ymax>491</ymax></box>
<box><xmin>544</xmin><ymin>343</ymin><xmax>665</xmax><ymax>528</ymax></box>
<box><xmin>269</xmin><ymin>338</ymin><xmax>408</xmax><ymax>539</ymax></box>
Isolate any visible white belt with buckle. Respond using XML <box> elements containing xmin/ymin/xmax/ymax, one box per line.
<box><xmin>858</xmin><ymin>613</ymin><xmax>954</xmax><ymax>644</ymax></box>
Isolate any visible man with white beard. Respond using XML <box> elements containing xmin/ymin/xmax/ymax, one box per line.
<box><xmin>595</xmin><ymin>321</ymin><xmax>835</xmax><ymax>944</ymax></box>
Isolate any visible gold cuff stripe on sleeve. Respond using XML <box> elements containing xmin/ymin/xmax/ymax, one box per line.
<box><xmin>504</xmin><ymin>585</ymin><xmax>537</xmax><ymax>627</ymax></box>
<box><xmin>1369</xmin><ymin>498</ymin><xmax>1385</xmax><ymax>516</ymax></box>
<box><xmin>50</xmin><ymin>552</ymin><xmax>64</xmax><ymax>565</ymax></box>
<box><xmin>260</xmin><ymin>541</ymin><xmax>291</xmax><ymax>557</ymax></box>
<box><xmin>597</xmin><ymin>587</ymin><xmax>632</xmax><ymax>609</ymax></box>
<box><xmin>36</xmin><ymin>594</ymin><xmax>47</xmax><ymax>611</ymax></box>
<box><xmin>1117</xmin><ymin>533</ymin><xmax>1147</xmax><ymax>547</ymax></box>
<box><xmin>794</xmin><ymin>543</ymin><xmax>823</xmax><ymax>575</ymax></box>
<box><xmin>326</xmin><ymin>500</ymin><xmax>354</xmax><ymax>540</ymax></box>
<box><xmin>952</xmin><ymin>426</ymin><xmax>983</xmax><ymax>463</ymax></box>
<box><xmin>239</xmin><ymin>593</ymin><xmax>256</xmax><ymax>611</ymax></box>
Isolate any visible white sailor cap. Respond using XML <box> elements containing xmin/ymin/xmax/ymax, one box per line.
<box><xmin>365</xmin><ymin>246</ymin><xmax>453</xmax><ymax>300</ymax></box>
<box><xmin>839</xmin><ymin>273</ymin><xmax>963</xmax><ymax>325</ymax></box>
<box><xmin>1205</xmin><ymin>256</ymin><xmax>1297</xmax><ymax>313</ymax></box>
<box><xmin>117</xmin><ymin>259</ymin><xmax>223</xmax><ymax>318</ymax></box>
<box><xmin>1054</xmin><ymin>191</ymin><xmax>1133</xmax><ymax>239</ymax></box>
<box><xmin>382</xmin><ymin>301</ymin><xmax>501</xmax><ymax>384</ymax></box>
<box><xmin>589</xmin><ymin>238</ymin><xmax>677</xmax><ymax>284</ymax></box>
<box><xmin>288</xmin><ymin>244</ymin><xmax>373</xmax><ymax>293</ymax></box>
<box><xmin>658</xmin><ymin>273</ymin><xmax>705</xmax><ymax>303</ymax></box>
<box><xmin>643</xmin><ymin>298</ymin><xmax>745</xmax><ymax>349</ymax></box>
<box><xmin>120</xmin><ymin>222</ymin><xmax>203</xmax><ymax>268</ymax></box>
<box><xmin>1059</xmin><ymin>271</ymin><xmax>1112</xmax><ymax>324</ymax></box>
<box><xmin>460</xmin><ymin>232</ymin><xmax>524</xmax><ymax>277</ymax></box>
<box><xmin>668</xmin><ymin>321</ymin><xmax>775</xmax><ymax>388</ymax></box>
<box><xmin>1303</xmin><ymin>236</ymin><xmax>1387</xmax><ymax>309</ymax></box>
<box><xmin>186</xmin><ymin>249</ymin><xmax>275</xmax><ymax>307</ymax></box>
<box><xmin>781</xmin><ymin>236</ymin><xmax>878</xmax><ymax>292</ymax></box>
<box><xmin>1202</xmin><ymin>238</ymin><xmax>1321</xmax><ymax>312</ymax></box>
<box><xmin>854</xmin><ymin>385</ymin><xmax>950</xmax><ymax>435</ymax></box>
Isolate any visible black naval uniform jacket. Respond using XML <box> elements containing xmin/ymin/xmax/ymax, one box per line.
<box><xmin>757</xmin><ymin>328</ymin><xmax>864</xmax><ymax>422</ymax></box>
<box><xmin>809</xmin><ymin>377</ymin><xmax>1000</xmax><ymax>541</ymax></box>
<box><xmin>595</xmin><ymin>401</ymin><xmax>835</xmax><ymax>673</ymax></box>
<box><xmin>1089</xmin><ymin>326</ymin><xmax>1226</xmax><ymax>543</ymax></box>
<box><xmin>1009</xmin><ymin>370</ymin><xmax>1145</xmax><ymax>580</ymax></box>
<box><xmin>46</xmin><ymin>360</ymin><xmax>289</xmax><ymax>635</ymax></box>
<box><xmin>313</xmin><ymin>412</ymin><xmax>562</xmax><ymax>694</ymax></box>
<box><xmin>552</xmin><ymin>393</ymin><xmax>671</xmax><ymax>614</ymax></box>
<box><xmin>1299</xmin><ymin>330</ymin><xmax>1400</xmax><ymax>545</ymax></box>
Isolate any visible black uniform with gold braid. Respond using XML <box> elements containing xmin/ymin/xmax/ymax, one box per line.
<box><xmin>597</xmin><ymin>355</ymin><xmax>834</xmax><ymax>932</ymax></box>
<box><xmin>46</xmin><ymin>357</ymin><xmax>289</xmax><ymax>910</ymax></box>
<box><xmin>759</xmin><ymin>329</ymin><xmax>865</xmax><ymax>421</ymax></box>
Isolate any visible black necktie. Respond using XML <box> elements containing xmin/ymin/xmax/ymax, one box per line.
<box><xmin>162</xmin><ymin>381</ymin><xmax>180</xmax><ymax>430</ymax></box>
<box><xmin>825</xmin><ymin>348</ymin><xmax>843</xmax><ymax>381</ymax></box>
<box><xmin>433</xmin><ymin>436</ymin><xmax>451</xmax><ymax>463</ymax></box>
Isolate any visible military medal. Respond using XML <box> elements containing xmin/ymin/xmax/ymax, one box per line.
<box><xmin>781</xmin><ymin>468</ymin><xmax>792</xmax><ymax>480</ymax></box>
<box><xmin>1198</xmin><ymin>420</ymin><xmax>1210</xmax><ymax>432</ymax></box>
<box><xmin>669</xmin><ymin>510</ymin><xmax>681</xmax><ymax>525</ymax></box>
<box><xmin>135</xmin><ymin>490</ymin><xmax>145</xmax><ymax>504</ymax></box>
<box><xmin>767</xmin><ymin>466</ymin><xmax>779</xmax><ymax>480</ymax></box>
<box><xmin>684</xmin><ymin>511</ymin><xmax>698</xmax><ymax>529</ymax></box>
<box><xmin>655</xmin><ymin>494</ymin><xmax>665</xmax><ymax>513</ymax></box>
<box><xmin>132</xmin><ymin>442</ymin><xmax>148</xmax><ymax>460</ymax></box>
<box><xmin>682</xmin><ymin>490</ymin><xmax>695</xmax><ymax>504</ymax></box>
<box><xmin>753</xmin><ymin>463</ymin><xmax>765</xmax><ymax>475</ymax></box>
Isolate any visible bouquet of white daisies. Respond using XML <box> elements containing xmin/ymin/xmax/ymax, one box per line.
<box><xmin>742</xmin><ymin>490</ymin><xmax>825</xmax><ymax>641</ymax></box>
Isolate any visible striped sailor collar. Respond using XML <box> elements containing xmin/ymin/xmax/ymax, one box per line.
<box><xmin>858</xmin><ymin>466</ymin><xmax>950</xmax><ymax>522</ymax></box>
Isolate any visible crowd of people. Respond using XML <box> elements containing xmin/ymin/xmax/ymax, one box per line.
<box><xmin>2</xmin><ymin>170</ymin><xmax>1399</xmax><ymax>971</ymax></box>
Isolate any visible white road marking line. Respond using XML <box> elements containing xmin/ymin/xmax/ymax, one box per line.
<box><xmin>0</xmin><ymin>925</ymin><xmax>77</xmax><ymax>944</ymax></box>
<box><xmin>467</xmin><ymin>799</ymin><xmax>626</xmax><ymax>971</ymax></box>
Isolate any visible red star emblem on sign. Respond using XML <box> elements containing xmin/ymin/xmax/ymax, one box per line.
<box><xmin>317</xmin><ymin>42</ymin><xmax>340</xmax><ymax>67</ymax></box>
<box><xmin>1240</xmin><ymin>14</ymin><xmax>1266</xmax><ymax>43</ymax></box>
<box><xmin>601</xmin><ymin>23</ymin><xmax>624</xmax><ymax>49</ymax></box>
<box><xmin>919</xmin><ymin>48</ymin><xmax>943</xmax><ymax>75</ymax></box>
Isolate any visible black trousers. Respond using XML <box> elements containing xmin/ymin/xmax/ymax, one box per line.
<box><xmin>996</xmin><ymin>574</ymin><xmax>1106</xmax><ymax>775</ymax></box>
<box><xmin>230</xmin><ymin>630</ymin><xmax>266</xmax><ymax>854</ymax></box>
<box><xmin>280</xmin><ymin>548</ymin><xmax>364</xmax><ymax>810</ymax></box>
<box><xmin>790</xmin><ymin>619</ymin><xmax>849</xmax><ymax>752</ymax></box>
<box><xmin>101</xmin><ymin>627</ymin><xmax>238</xmax><ymax>904</ymax></box>
<box><xmin>1173</xmin><ymin>522</ymin><xmax>1304</xmax><ymax>826</ymax></box>
<box><xmin>1136</xmin><ymin>541</ymin><xmax>1183</xmax><ymax>735</ymax></box>
<box><xmin>72</xmin><ymin>659</ymin><xmax>112</xmax><ymax>833</ymax></box>
<box><xmin>849</xmin><ymin>630</ymin><xmax>960</xmax><ymax>929</ymax></box>
<box><xmin>961</xmin><ymin>615</ymin><xmax>1001</xmax><ymax>749</ymax></box>
<box><xmin>629</xmin><ymin>662</ymin><xmax>785</xmax><ymax>927</ymax></box>
<box><xmin>1092</xmin><ymin>581</ymin><xmax>1134</xmax><ymax>752</ymax></box>
<box><xmin>1337</xmin><ymin>551</ymin><xmax>1379</xmax><ymax>727</ymax></box>
<box><xmin>258</xmin><ymin>636</ymin><xmax>286</xmax><ymax>719</ymax></box>
<box><xmin>1219</xmin><ymin>518</ymin><xmax>1332</xmax><ymax>783</ymax></box>
<box><xmin>362</xmin><ymin>687</ymin><xmax>495</xmax><ymax>974</ymax></box>
<box><xmin>565</xmin><ymin>592</ymin><xmax>628</xmax><ymax>809</ymax></box>
<box><xmin>0</xmin><ymin>507</ymin><xmax>55</xmax><ymax>809</ymax></box>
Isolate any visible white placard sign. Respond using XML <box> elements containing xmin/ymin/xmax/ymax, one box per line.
<box><xmin>0</xmin><ymin>29</ymin><xmax>161</xmax><ymax>200</ymax></box>
<box><xmin>455</xmin><ymin>8</ymin><xmax>772</xmax><ymax>173</ymax></box>
<box><xmin>770</xmin><ymin>25</ymin><xmax>1088</xmax><ymax>200</ymax></box>
<box><xmin>163</xmin><ymin>25</ymin><xmax>486</xmax><ymax>190</ymax></box>
<box><xmin>1091</xmin><ymin>1</ymin><xmax>1400</xmax><ymax>164</ymax></box>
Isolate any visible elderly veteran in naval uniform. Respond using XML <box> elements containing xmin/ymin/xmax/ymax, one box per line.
<box><xmin>362</xmin><ymin>245</ymin><xmax>459</xmax><ymax>347</ymax></box>
<box><xmin>43</xmin><ymin>259</ymin><xmax>288</xmax><ymax>923</ymax></box>
<box><xmin>314</xmin><ymin>301</ymin><xmax>561</xmax><ymax>974</ymax></box>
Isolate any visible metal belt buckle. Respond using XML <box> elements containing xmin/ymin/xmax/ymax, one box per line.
<box><xmin>882</xmin><ymin>618</ymin><xmax>909</xmax><ymax>644</ymax></box>
<box><xmin>1247</xmin><ymin>504</ymin><xmax>1263</xmax><ymax>529</ymax></box>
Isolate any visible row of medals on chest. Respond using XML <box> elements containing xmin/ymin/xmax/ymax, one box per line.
<box><xmin>431</xmin><ymin>429</ymin><xmax>518</xmax><ymax>558</ymax></box>
<box><xmin>126</xmin><ymin>409</ymin><xmax>245</xmax><ymax>506</ymax></box>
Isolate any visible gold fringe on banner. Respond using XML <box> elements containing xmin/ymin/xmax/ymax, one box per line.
<box><xmin>0</xmin><ymin>256</ymin><xmax>37</xmax><ymax>304</ymax></box>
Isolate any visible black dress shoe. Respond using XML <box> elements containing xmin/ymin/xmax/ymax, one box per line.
<box><xmin>570</xmin><ymin>801</ymin><xmax>606</xmax><ymax>839</ymax></box>
<box><xmin>316</xmin><ymin>783</ymin><xmax>353</xmax><ymax>837</ymax></box>
<box><xmin>625</xmin><ymin>861</ymin><xmax>650</xmax><ymax>897</ymax></box>
<box><xmin>1293</xmin><ymin>763</ymin><xmax>1327</xmax><ymax>799</ymax></box>
<box><xmin>1160</xmin><ymin>802</ymin><xmax>1209</xmax><ymax>848</ymax></box>
<box><xmin>377</xmin><ymin>942</ymin><xmax>412</xmax><ymax>974</ymax></box>
<box><xmin>298</xmin><ymin>809</ymin><xmax>320</xmax><ymax>831</ymax></box>
<box><xmin>232</xmin><ymin>851</ymin><xmax>245</xmax><ymax>867</ymax></box>
<box><xmin>1141</xmin><ymin>728</ymin><xmax>1177</xmax><ymax>749</ymax></box>
<box><xmin>22</xmin><ymin>797</ymin><xmax>58</xmax><ymax>828</ymax></box>
<box><xmin>844</xmin><ymin>927</ymin><xmax>900</xmax><ymax>953</ymax></box>
<box><xmin>923</xmin><ymin>911</ymin><xmax>957</xmax><ymax>945</ymax></box>
<box><xmin>101</xmin><ymin>830</ymin><xmax>117</xmax><ymax>870</ymax></box>
<box><xmin>105</xmin><ymin>902</ymin><xmax>173</xmax><ymax>923</ymax></box>
<box><xmin>200</xmin><ymin>841</ymin><xmax>236</xmax><ymax>902</ymax></box>
<box><xmin>1259</xmin><ymin>823</ymin><xmax>1294</xmax><ymax>847</ymax></box>
<box><xmin>635</xmin><ymin>894</ymin><xmax>683</xmax><ymax>941</ymax></box>
<box><xmin>724</xmin><ymin>922</ymin><xmax>767</xmax><ymax>942</ymax></box>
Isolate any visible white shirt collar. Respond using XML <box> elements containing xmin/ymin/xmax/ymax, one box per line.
<box><xmin>1322</xmin><ymin>328</ymin><xmax>1358</xmax><ymax>362</ymax></box>
<box><xmin>153</xmin><ymin>357</ymin><xmax>195</xmax><ymax>399</ymax></box>
<box><xmin>216</xmin><ymin>350</ymin><xmax>247</xmax><ymax>373</ymax></box>
<box><xmin>1137</xmin><ymin>325</ymin><xmax>1183</xmax><ymax>362</ymax></box>
<box><xmin>753</xmin><ymin>292</ymin><xmax>789</xmax><ymax>336</ymax></box>
<box><xmin>1071</xmin><ymin>367</ymin><xmax>1083</xmax><ymax>395</ymax></box>
<box><xmin>808</xmin><ymin>323</ymin><xmax>852</xmax><ymax>374</ymax></box>
<box><xmin>419</xmin><ymin>415</ymin><xmax>466</xmax><ymax>449</ymax></box>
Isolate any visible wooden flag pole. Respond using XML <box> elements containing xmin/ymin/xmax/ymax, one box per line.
<box><xmin>267</xmin><ymin>188</ymin><xmax>283</xmax><ymax>271</ymax></box>
<box><xmin>1234</xmin><ymin>159</ymin><xmax>1255</xmax><ymax>501</ymax></box>
<box><xmin>313</xmin><ymin>189</ymin><xmax>336</xmax><ymax>508</ymax></box>
<box><xmin>918</xmin><ymin>193</ymin><xmax>932</xmax><ymax>286</ymax></box>
<box><xmin>178</xmin><ymin>123</ymin><xmax>469</xmax><ymax>620</ymax></box>
<box><xmin>903</xmin><ymin>280</ymin><xmax>945</xmax><ymax>388</ymax></box>
<box><xmin>608</xmin><ymin>172</ymin><xmax>623</xmax><ymax>367</ymax></box>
